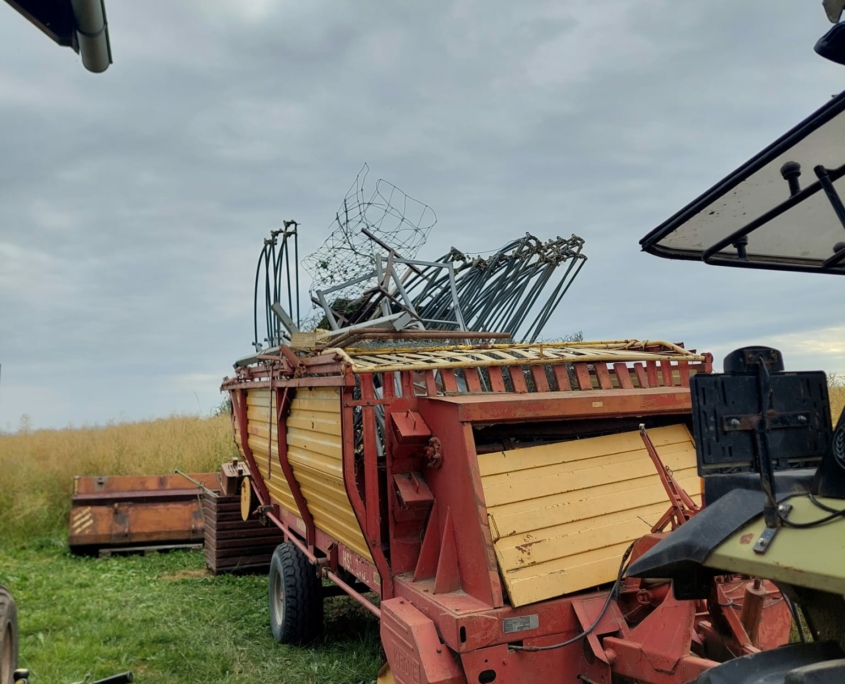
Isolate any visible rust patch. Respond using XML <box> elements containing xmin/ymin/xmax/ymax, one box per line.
<box><xmin>740</xmin><ymin>533</ymin><xmax>755</xmax><ymax>545</ymax></box>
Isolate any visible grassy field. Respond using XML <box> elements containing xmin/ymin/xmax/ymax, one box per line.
<box><xmin>0</xmin><ymin>414</ymin><xmax>381</xmax><ymax>683</ymax></box>
<box><xmin>1</xmin><ymin>541</ymin><xmax>380</xmax><ymax>684</ymax></box>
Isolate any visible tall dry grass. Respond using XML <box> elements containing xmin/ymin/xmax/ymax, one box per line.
<box><xmin>0</xmin><ymin>414</ymin><xmax>237</xmax><ymax>541</ymax></box>
<box><xmin>829</xmin><ymin>375</ymin><xmax>845</xmax><ymax>426</ymax></box>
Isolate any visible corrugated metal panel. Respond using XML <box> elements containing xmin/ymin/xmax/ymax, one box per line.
<box><xmin>285</xmin><ymin>387</ymin><xmax>372</xmax><ymax>562</ymax></box>
<box><xmin>241</xmin><ymin>389</ymin><xmax>371</xmax><ymax>560</ymax></box>
<box><xmin>478</xmin><ymin>424</ymin><xmax>700</xmax><ymax>607</ymax></box>
<box><xmin>244</xmin><ymin>391</ymin><xmax>297</xmax><ymax>514</ymax></box>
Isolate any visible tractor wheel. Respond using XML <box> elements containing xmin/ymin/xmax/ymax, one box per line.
<box><xmin>0</xmin><ymin>585</ymin><xmax>18</xmax><ymax>684</ymax></box>
<box><xmin>268</xmin><ymin>542</ymin><xmax>323</xmax><ymax>645</ymax></box>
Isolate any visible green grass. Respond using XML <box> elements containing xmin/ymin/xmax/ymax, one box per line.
<box><xmin>0</xmin><ymin>416</ymin><xmax>382</xmax><ymax>682</ymax></box>
<box><xmin>0</xmin><ymin>537</ymin><xmax>381</xmax><ymax>684</ymax></box>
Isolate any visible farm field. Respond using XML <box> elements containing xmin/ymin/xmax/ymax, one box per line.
<box><xmin>831</xmin><ymin>377</ymin><xmax>845</xmax><ymax>423</ymax></box>
<box><xmin>0</xmin><ymin>379</ymin><xmax>843</xmax><ymax>683</ymax></box>
<box><xmin>0</xmin><ymin>413</ymin><xmax>380</xmax><ymax>683</ymax></box>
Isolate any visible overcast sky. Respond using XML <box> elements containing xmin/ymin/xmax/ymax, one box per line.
<box><xmin>1</xmin><ymin>1</ymin><xmax>843</xmax><ymax>430</ymax></box>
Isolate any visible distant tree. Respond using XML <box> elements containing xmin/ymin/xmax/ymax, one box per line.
<box><xmin>18</xmin><ymin>413</ymin><xmax>32</xmax><ymax>434</ymax></box>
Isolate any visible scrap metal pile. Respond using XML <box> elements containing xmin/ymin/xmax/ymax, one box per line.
<box><xmin>251</xmin><ymin>166</ymin><xmax>586</xmax><ymax>353</ymax></box>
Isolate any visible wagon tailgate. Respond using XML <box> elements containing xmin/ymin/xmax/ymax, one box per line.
<box><xmin>479</xmin><ymin>424</ymin><xmax>699</xmax><ymax>606</ymax></box>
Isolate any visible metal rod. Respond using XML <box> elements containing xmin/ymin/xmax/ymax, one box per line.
<box><xmin>326</xmin><ymin>569</ymin><xmax>381</xmax><ymax>618</ymax></box>
<box><xmin>173</xmin><ymin>470</ymin><xmax>218</xmax><ymax>498</ymax></box>
<box><xmin>814</xmin><ymin>164</ymin><xmax>845</xmax><ymax>231</ymax></box>
<box><xmin>361</xmin><ymin>227</ymin><xmax>425</xmax><ymax>276</ymax></box>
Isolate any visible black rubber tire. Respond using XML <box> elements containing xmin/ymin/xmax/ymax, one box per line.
<box><xmin>0</xmin><ymin>585</ymin><xmax>18</xmax><ymax>684</ymax></box>
<box><xmin>268</xmin><ymin>542</ymin><xmax>323</xmax><ymax>645</ymax></box>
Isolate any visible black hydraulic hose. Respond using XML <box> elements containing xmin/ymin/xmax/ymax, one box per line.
<box><xmin>510</xmin><ymin>542</ymin><xmax>635</xmax><ymax>652</ymax></box>
<box><xmin>526</xmin><ymin>257</ymin><xmax>586</xmax><ymax>343</ymax></box>
<box><xmin>294</xmin><ymin>228</ymin><xmax>300</xmax><ymax>327</ymax></box>
<box><xmin>253</xmin><ymin>244</ymin><xmax>268</xmax><ymax>350</ymax></box>
<box><xmin>284</xmin><ymin>237</ymin><xmax>293</xmax><ymax>322</ymax></box>
<box><xmin>251</xmin><ymin>227</ymin><xmax>301</xmax><ymax>349</ymax></box>
<box><xmin>778</xmin><ymin>492</ymin><xmax>845</xmax><ymax>527</ymax></box>
<box><xmin>264</xmin><ymin>242</ymin><xmax>275</xmax><ymax>346</ymax></box>
<box><xmin>783</xmin><ymin>594</ymin><xmax>808</xmax><ymax>643</ymax></box>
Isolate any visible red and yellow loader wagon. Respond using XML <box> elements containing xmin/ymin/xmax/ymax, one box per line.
<box><xmin>222</xmin><ymin>338</ymin><xmax>792</xmax><ymax>684</ymax></box>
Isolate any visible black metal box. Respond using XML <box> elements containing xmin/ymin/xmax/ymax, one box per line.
<box><xmin>690</xmin><ymin>371</ymin><xmax>832</xmax><ymax>474</ymax></box>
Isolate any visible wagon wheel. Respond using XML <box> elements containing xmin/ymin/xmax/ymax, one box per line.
<box><xmin>268</xmin><ymin>542</ymin><xmax>323</xmax><ymax>645</ymax></box>
<box><xmin>0</xmin><ymin>585</ymin><xmax>18</xmax><ymax>684</ymax></box>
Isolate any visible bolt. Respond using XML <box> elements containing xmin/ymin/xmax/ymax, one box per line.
<box><xmin>729</xmin><ymin>418</ymin><xmax>741</xmax><ymax>428</ymax></box>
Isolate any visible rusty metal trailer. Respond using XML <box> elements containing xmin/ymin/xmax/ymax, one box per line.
<box><xmin>222</xmin><ymin>338</ymin><xmax>791</xmax><ymax>684</ymax></box>
<box><xmin>69</xmin><ymin>472</ymin><xmax>220</xmax><ymax>554</ymax></box>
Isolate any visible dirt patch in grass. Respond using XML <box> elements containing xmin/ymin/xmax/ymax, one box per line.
<box><xmin>159</xmin><ymin>568</ymin><xmax>212</xmax><ymax>581</ymax></box>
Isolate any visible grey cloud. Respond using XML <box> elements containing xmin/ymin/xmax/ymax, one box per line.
<box><xmin>0</xmin><ymin>0</ymin><xmax>842</xmax><ymax>428</ymax></box>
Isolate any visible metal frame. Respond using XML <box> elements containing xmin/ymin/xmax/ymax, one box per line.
<box><xmin>640</xmin><ymin>90</ymin><xmax>845</xmax><ymax>275</ymax></box>
<box><xmin>312</xmin><ymin>257</ymin><xmax>468</xmax><ymax>333</ymax></box>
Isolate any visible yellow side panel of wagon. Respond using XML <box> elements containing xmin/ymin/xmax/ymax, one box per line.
<box><xmin>478</xmin><ymin>424</ymin><xmax>699</xmax><ymax>607</ymax></box>
<box><xmin>243</xmin><ymin>390</ymin><xmax>298</xmax><ymax>514</ymax></box>
<box><xmin>286</xmin><ymin>387</ymin><xmax>373</xmax><ymax>562</ymax></box>
<box><xmin>242</xmin><ymin>387</ymin><xmax>372</xmax><ymax>562</ymax></box>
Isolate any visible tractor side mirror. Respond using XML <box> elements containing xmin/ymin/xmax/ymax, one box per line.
<box><xmin>815</xmin><ymin>22</ymin><xmax>845</xmax><ymax>65</ymax></box>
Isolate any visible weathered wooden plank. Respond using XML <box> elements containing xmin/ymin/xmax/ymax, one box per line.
<box><xmin>501</xmin><ymin>544</ymin><xmax>630</xmax><ymax>606</ymax></box>
<box><xmin>493</xmin><ymin>501</ymin><xmax>671</xmax><ymax>567</ymax></box>
<box><xmin>477</xmin><ymin>425</ymin><xmax>692</xmax><ymax>477</ymax></box>
<box><xmin>479</xmin><ymin>424</ymin><xmax>699</xmax><ymax>605</ymax></box>
<box><xmin>481</xmin><ymin>443</ymin><xmax>697</xmax><ymax>505</ymax></box>
<box><xmin>488</xmin><ymin>471</ymin><xmax>700</xmax><ymax>538</ymax></box>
